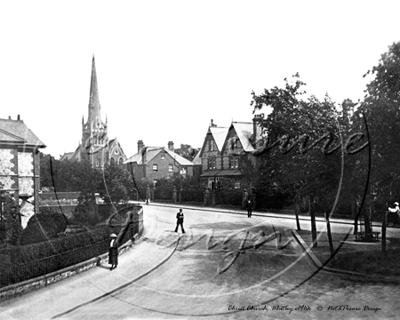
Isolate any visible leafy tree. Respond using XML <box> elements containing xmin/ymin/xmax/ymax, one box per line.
<box><xmin>0</xmin><ymin>191</ymin><xmax>22</xmax><ymax>246</ymax></box>
<box><xmin>250</xmin><ymin>74</ymin><xmax>343</xmax><ymax>244</ymax></box>
<box><xmin>20</xmin><ymin>208</ymin><xmax>67</xmax><ymax>245</ymax></box>
<box><xmin>174</xmin><ymin>144</ymin><xmax>200</xmax><ymax>161</ymax></box>
<box><xmin>98</xmin><ymin>162</ymin><xmax>134</xmax><ymax>204</ymax></box>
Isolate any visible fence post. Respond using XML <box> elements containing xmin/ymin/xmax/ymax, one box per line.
<box><xmin>204</xmin><ymin>188</ymin><xmax>210</xmax><ymax>206</ymax></box>
<box><xmin>179</xmin><ymin>186</ymin><xmax>183</xmax><ymax>203</ymax></box>
<box><xmin>382</xmin><ymin>208</ymin><xmax>387</xmax><ymax>253</ymax></box>
<box><xmin>172</xmin><ymin>186</ymin><xmax>177</xmax><ymax>203</ymax></box>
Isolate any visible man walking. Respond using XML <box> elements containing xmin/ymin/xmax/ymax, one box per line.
<box><xmin>175</xmin><ymin>208</ymin><xmax>185</xmax><ymax>233</ymax></box>
<box><xmin>246</xmin><ymin>198</ymin><xmax>253</xmax><ymax>218</ymax></box>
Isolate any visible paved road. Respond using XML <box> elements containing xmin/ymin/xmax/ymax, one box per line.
<box><xmin>1</xmin><ymin>205</ymin><xmax>399</xmax><ymax>319</ymax></box>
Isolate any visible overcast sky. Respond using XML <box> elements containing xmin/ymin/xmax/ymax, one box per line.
<box><xmin>0</xmin><ymin>1</ymin><xmax>399</xmax><ymax>158</ymax></box>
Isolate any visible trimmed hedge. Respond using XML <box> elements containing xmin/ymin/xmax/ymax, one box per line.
<box><xmin>0</xmin><ymin>226</ymin><xmax>111</xmax><ymax>286</ymax></box>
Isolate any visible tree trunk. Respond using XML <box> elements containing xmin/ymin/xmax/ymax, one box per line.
<box><xmin>294</xmin><ymin>201</ymin><xmax>301</xmax><ymax>231</ymax></box>
<box><xmin>382</xmin><ymin>207</ymin><xmax>387</xmax><ymax>253</ymax></box>
<box><xmin>352</xmin><ymin>195</ymin><xmax>358</xmax><ymax>234</ymax></box>
<box><xmin>364</xmin><ymin>204</ymin><xmax>372</xmax><ymax>234</ymax></box>
<box><xmin>309</xmin><ymin>195</ymin><xmax>317</xmax><ymax>247</ymax></box>
<box><xmin>325</xmin><ymin>212</ymin><xmax>334</xmax><ymax>256</ymax></box>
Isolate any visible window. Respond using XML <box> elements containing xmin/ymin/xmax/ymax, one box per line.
<box><xmin>169</xmin><ymin>164</ymin><xmax>173</xmax><ymax>172</ymax></box>
<box><xmin>234</xmin><ymin>182</ymin><xmax>241</xmax><ymax>189</ymax></box>
<box><xmin>210</xmin><ymin>140</ymin><xmax>214</xmax><ymax>151</ymax></box>
<box><xmin>153</xmin><ymin>164</ymin><xmax>158</xmax><ymax>172</ymax></box>
<box><xmin>110</xmin><ymin>158</ymin><xmax>115</xmax><ymax>164</ymax></box>
<box><xmin>114</xmin><ymin>149</ymin><xmax>119</xmax><ymax>154</ymax></box>
<box><xmin>161</xmin><ymin>154</ymin><xmax>165</xmax><ymax>160</ymax></box>
<box><xmin>180</xmin><ymin>167</ymin><xmax>187</xmax><ymax>175</ymax></box>
<box><xmin>229</xmin><ymin>156</ymin><xmax>239</xmax><ymax>169</ymax></box>
<box><xmin>119</xmin><ymin>157</ymin><xmax>123</xmax><ymax>165</ymax></box>
<box><xmin>229</xmin><ymin>137</ymin><xmax>240</xmax><ymax>150</ymax></box>
<box><xmin>208</xmin><ymin>157</ymin><xmax>216</xmax><ymax>170</ymax></box>
<box><xmin>96</xmin><ymin>161</ymin><xmax>100</xmax><ymax>167</ymax></box>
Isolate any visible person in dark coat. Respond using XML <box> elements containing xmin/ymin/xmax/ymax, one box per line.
<box><xmin>108</xmin><ymin>233</ymin><xmax>118</xmax><ymax>270</ymax></box>
<box><xmin>174</xmin><ymin>209</ymin><xmax>185</xmax><ymax>233</ymax></box>
<box><xmin>388</xmin><ymin>202</ymin><xmax>400</xmax><ymax>226</ymax></box>
<box><xmin>246</xmin><ymin>198</ymin><xmax>253</xmax><ymax>218</ymax></box>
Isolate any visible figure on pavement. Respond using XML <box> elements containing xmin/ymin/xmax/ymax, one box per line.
<box><xmin>246</xmin><ymin>198</ymin><xmax>253</xmax><ymax>218</ymax></box>
<box><xmin>175</xmin><ymin>209</ymin><xmax>185</xmax><ymax>233</ymax></box>
<box><xmin>109</xmin><ymin>233</ymin><xmax>118</xmax><ymax>270</ymax></box>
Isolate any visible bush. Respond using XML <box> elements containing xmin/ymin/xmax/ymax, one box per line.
<box><xmin>73</xmin><ymin>193</ymin><xmax>99</xmax><ymax>226</ymax></box>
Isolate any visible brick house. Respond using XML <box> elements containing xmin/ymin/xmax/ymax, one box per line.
<box><xmin>199</xmin><ymin>116</ymin><xmax>263</xmax><ymax>190</ymax></box>
<box><xmin>125</xmin><ymin>140</ymin><xmax>195</xmax><ymax>183</ymax></box>
<box><xmin>0</xmin><ymin>115</ymin><xmax>46</xmax><ymax>225</ymax></box>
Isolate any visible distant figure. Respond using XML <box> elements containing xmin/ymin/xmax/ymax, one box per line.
<box><xmin>388</xmin><ymin>202</ymin><xmax>400</xmax><ymax>226</ymax></box>
<box><xmin>174</xmin><ymin>209</ymin><xmax>185</xmax><ymax>233</ymax></box>
<box><xmin>109</xmin><ymin>233</ymin><xmax>118</xmax><ymax>270</ymax></box>
<box><xmin>246</xmin><ymin>198</ymin><xmax>253</xmax><ymax>218</ymax></box>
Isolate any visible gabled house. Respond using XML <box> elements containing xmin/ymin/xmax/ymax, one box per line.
<box><xmin>0</xmin><ymin>115</ymin><xmax>46</xmax><ymax>225</ymax></box>
<box><xmin>199</xmin><ymin>116</ymin><xmax>264</xmax><ymax>190</ymax></box>
<box><xmin>124</xmin><ymin>140</ymin><xmax>195</xmax><ymax>183</ymax></box>
<box><xmin>198</xmin><ymin>120</ymin><xmax>229</xmax><ymax>189</ymax></box>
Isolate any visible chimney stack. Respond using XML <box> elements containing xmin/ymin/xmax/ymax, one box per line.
<box><xmin>138</xmin><ymin>140</ymin><xmax>144</xmax><ymax>153</ymax></box>
<box><xmin>168</xmin><ymin>141</ymin><xmax>174</xmax><ymax>151</ymax></box>
<box><xmin>210</xmin><ymin>119</ymin><xmax>217</xmax><ymax>127</ymax></box>
<box><xmin>252</xmin><ymin>114</ymin><xmax>264</xmax><ymax>143</ymax></box>
<box><xmin>17</xmin><ymin>115</ymin><xmax>20</xmax><ymax>121</ymax></box>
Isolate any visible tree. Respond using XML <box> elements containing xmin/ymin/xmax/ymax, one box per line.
<box><xmin>174</xmin><ymin>144</ymin><xmax>199</xmax><ymax>161</ymax></box>
<box><xmin>0</xmin><ymin>191</ymin><xmax>22</xmax><ymax>246</ymax></box>
<box><xmin>250</xmin><ymin>74</ymin><xmax>343</xmax><ymax>245</ymax></box>
<box><xmin>356</xmin><ymin>41</ymin><xmax>400</xmax><ymax>223</ymax></box>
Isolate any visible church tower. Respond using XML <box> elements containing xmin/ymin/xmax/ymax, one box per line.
<box><xmin>81</xmin><ymin>56</ymin><xmax>108</xmax><ymax>166</ymax></box>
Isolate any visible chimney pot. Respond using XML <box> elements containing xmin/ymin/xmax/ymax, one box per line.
<box><xmin>137</xmin><ymin>140</ymin><xmax>144</xmax><ymax>153</ymax></box>
<box><xmin>17</xmin><ymin>115</ymin><xmax>20</xmax><ymax>120</ymax></box>
<box><xmin>8</xmin><ymin>116</ymin><xmax>11</xmax><ymax>120</ymax></box>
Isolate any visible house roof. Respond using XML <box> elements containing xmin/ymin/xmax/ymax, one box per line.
<box><xmin>124</xmin><ymin>146</ymin><xmax>194</xmax><ymax>166</ymax></box>
<box><xmin>200</xmin><ymin>169</ymin><xmax>243</xmax><ymax>178</ymax></box>
<box><xmin>209</xmin><ymin>126</ymin><xmax>229</xmax><ymax>151</ymax></box>
<box><xmin>231</xmin><ymin>122</ymin><xmax>255</xmax><ymax>152</ymax></box>
<box><xmin>0</xmin><ymin>118</ymin><xmax>45</xmax><ymax>148</ymax></box>
<box><xmin>192</xmin><ymin>147</ymin><xmax>202</xmax><ymax>165</ymax></box>
<box><xmin>60</xmin><ymin>152</ymin><xmax>74</xmax><ymax>161</ymax></box>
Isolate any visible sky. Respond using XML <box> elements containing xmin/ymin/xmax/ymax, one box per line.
<box><xmin>0</xmin><ymin>0</ymin><xmax>399</xmax><ymax>158</ymax></box>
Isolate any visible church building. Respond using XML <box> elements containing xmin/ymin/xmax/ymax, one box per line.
<box><xmin>61</xmin><ymin>56</ymin><xmax>126</xmax><ymax>167</ymax></box>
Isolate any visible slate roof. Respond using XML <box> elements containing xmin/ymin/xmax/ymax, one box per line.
<box><xmin>124</xmin><ymin>146</ymin><xmax>194</xmax><ymax>166</ymax></box>
<box><xmin>60</xmin><ymin>152</ymin><xmax>74</xmax><ymax>161</ymax></box>
<box><xmin>0</xmin><ymin>118</ymin><xmax>45</xmax><ymax>148</ymax></box>
<box><xmin>200</xmin><ymin>169</ymin><xmax>242</xmax><ymax>177</ymax></box>
<box><xmin>231</xmin><ymin>122</ymin><xmax>255</xmax><ymax>152</ymax></box>
<box><xmin>209</xmin><ymin>127</ymin><xmax>229</xmax><ymax>151</ymax></box>
<box><xmin>192</xmin><ymin>148</ymin><xmax>202</xmax><ymax>165</ymax></box>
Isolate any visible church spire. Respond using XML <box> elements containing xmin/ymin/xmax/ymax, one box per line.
<box><xmin>88</xmin><ymin>55</ymin><xmax>101</xmax><ymax>124</ymax></box>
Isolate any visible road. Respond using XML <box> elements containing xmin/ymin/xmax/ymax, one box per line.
<box><xmin>1</xmin><ymin>205</ymin><xmax>399</xmax><ymax>320</ymax></box>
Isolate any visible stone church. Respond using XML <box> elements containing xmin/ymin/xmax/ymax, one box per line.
<box><xmin>61</xmin><ymin>56</ymin><xmax>126</xmax><ymax>167</ymax></box>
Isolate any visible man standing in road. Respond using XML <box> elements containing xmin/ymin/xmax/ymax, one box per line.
<box><xmin>246</xmin><ymin>198</ymin><xmax>253</xmax><ymax>218</ymax></box>
<box><xmin>175</xmin><ymin>209</ymin><xmax>185</xmax><ymax>233</ymax></box>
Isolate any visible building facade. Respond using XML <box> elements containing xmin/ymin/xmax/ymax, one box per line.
<box><xmin>199</xmin><ymin>116</ymin><xmax>264</xmax><ymax>190</ymax></box>
<box><xmin>125</xmin><ymin>140</ymin><xmax>195</xmax><ymax>183</ymax></box>
<box><xmin>0</xmin><ymin>115</ymin><xmax>46</xmax><ymax>225</ymax></box>
<box><xmin>61</xmin><ymin>56</ymin><xmax>126</xmax><ymax>167</ymax></box>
